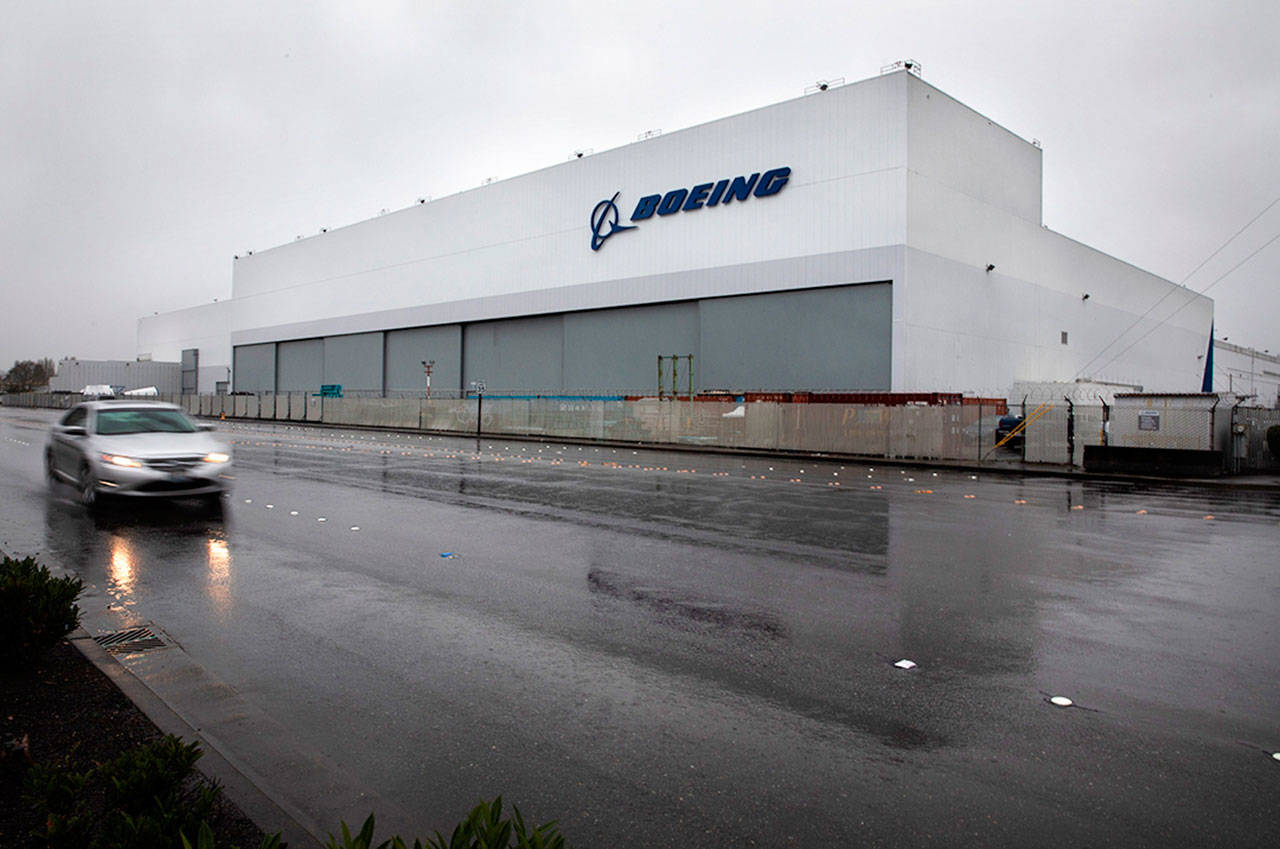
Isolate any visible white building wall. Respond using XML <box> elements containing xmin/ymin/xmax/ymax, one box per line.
<box><xmin>137</xmin><ymin>300</ymin><xmax>233</xmax><ymax>390</ymax></box>
<box><xmin>229</xmin><ymin>72</ymin><xmax>910</xmax><ymax>343</ymax></box>
<box><xmin>138</xmin><ymin>300</ymin><xmax>231</xmax><ymax>365</ymax></box>
<box><xmin>899</xmin><ymin>76</ymin><xmax>1211</xmax><ymax>394</ymax></box>
<box><xmin>137</xmin><ymin>69</ymin><xmax>1216</xmax><ymax>397</ymax></box>
<box><xmin>1214</xmin><ymin>340</ymin><xmax>1280</xmax><ymax>405</ymax></box>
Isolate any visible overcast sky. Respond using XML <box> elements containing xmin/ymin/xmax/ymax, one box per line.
<box><xmin>3</xmin><ymin>0</ymin><xmax>1278</xmax><ymax>376</ymax></box>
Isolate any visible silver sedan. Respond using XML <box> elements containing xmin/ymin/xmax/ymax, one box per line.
<box><xmin>45</xmin><ymin>400</ymin><xmax>233</xmax><ymax>509</ymax></box>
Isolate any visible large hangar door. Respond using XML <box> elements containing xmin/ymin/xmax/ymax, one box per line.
<box><xmin>563</xmin><ymin>302</ymin><xmax>699</xmax><ymax>395</ymax></box>
<box><xmin>323</xmin><ymin>333</ymin><xmax>383</xmax><ymax>395</ymax></box>
<box><xmin>699</xmin><ymin>282</ymin><xmax>892</xmax><ymax>392</ymax></box>
<box><xmin>385</xmin><ymin>326</ymin><xmax>463</xmax><ymax>396</ymax></box>
<box><xmin>463</xmin><ymin>316</ymin><xmax>564</xmax><ymax>395</ymax></box>
<box><xmin>276</xmin><ymin>339</ymin><xmax>324</xmax><ymax>392</ymax></box>
<box><xmin>233</xmin><ymin>344</ymin><xmax>276</xmax><ymax>393</ymax></box>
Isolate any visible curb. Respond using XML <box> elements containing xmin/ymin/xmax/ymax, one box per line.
<box><xmin>67</xmin><ymin>628</ymin><xmax>325</xmax><ymax>849</ymax></box>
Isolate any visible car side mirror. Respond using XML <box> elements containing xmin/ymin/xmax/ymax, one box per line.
<box><xmin>63</xmin><ymin>425</ymin><xmax>87</xmax><ymax>437</ymax></box>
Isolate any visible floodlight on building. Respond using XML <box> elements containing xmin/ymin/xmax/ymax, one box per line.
<box><xmin>881</xmin><ymin>60</ymin><xmax>922</xmax><ymax>77</ymax></box>
<box><xmin>805</xmin><ymin>78</ymin><xmax>845</xmax><ymax>95</ymax></box>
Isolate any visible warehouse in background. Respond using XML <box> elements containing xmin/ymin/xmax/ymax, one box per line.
<box><xmin>138</xmin><ymin>65</ymin><xmax>1215</xmax><ymax>400</ymax></box>
<box><xmin>48</xmin><ymin>358</ymin><xmax>181</xmax><ymax>395</ymax></box>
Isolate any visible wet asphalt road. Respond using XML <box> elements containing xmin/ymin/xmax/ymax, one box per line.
<box><xmin>2</xmin><ymin>407</ymin><xmax>1278</xmax><ymax>848</ymax></box>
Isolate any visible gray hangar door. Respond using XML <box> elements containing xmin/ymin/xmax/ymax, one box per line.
<box><xmin>463</xmin><ymin>315</ymin><xmax>564</xmax><ymax>394</ymax></box>
<box><xmin>323</xmin><ymin>332</ymin><xmax>383</xmax><ymax>394</ymax></box>
<box><xmin>698</xmin><ymin>282</ymin><xmax>891</xmax><ymax>392</ymax></box>
<box><xmin>276</xmin><ymin>339</ymin><xmax>324</xmax><ymax>392</ymax></box>
<box><xmin>563</xmin><ymin>302</ymin><xmax>699</xmax><ymax>394</ymax></box>
<box><xmin>233</xmin><ymin>343</ymin><xmax>276</xmax><ymax>393</ymax></box>
<box><xmin>385</xmin><ymin>326</ymin><xmax>463</xmax><ymax>396</ymax></box>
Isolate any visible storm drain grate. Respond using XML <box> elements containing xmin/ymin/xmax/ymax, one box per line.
<box><xmin>93</xmin><ymin>626</ymin><xmax>167</xmax><ymax>653</ymax></box>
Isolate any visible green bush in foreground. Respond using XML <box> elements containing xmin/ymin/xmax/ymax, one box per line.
<box><xmin>182</xmin><ymin>821</ymin><xmax>284</xmax><ymax>849</ymax></box>
<box><xmin>0</xmin><ymin>555</ymin><xmax>83</xmax><ymax>672</ymax></box>
<box><xmin>23</xmin><ymin>734</ymin><xmax>282</xmax><ymax>849</ymax></box>
<box><xmin>326</xmin><ymin>798</ymin><xmax>572</xmax><ymax>849</ymax></box>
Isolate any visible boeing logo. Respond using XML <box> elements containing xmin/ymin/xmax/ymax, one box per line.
<box><xmin>590</xmin><ymin>166</ymin><xmax>791</xmax><ymax>252</ymax></box>
<box><xmin>589</xmin><ymin>192</ymin><xmax>637</xmax><ymax>251</ymax></box>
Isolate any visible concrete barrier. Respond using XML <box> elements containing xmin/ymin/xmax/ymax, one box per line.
<box><xmin>4</xmin><ymin>390</ymin><xmax>1091</xmax><ymax>468</ymax></box>
<box><xmin>422</xmin><ymin>399</ymin><xmax>473</xmax><ymax>432</ymax></box>
<box><xmin>322</xmin><ymin>397</ymin><xmax>421</xmax><ymax>429</ymax></box>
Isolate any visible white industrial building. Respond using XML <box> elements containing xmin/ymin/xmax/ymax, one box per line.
<box><xmin>138</xmin><ymin>67</ymin><xmax>1214</xmax><ymax>399</ymax></box>
<box><xmin>49</xmin><ymin>358</ymin><xmax>182</xmax><ymax>395</ymax></box>
<box><xmin>1212</xmin><ymin>338</ymin><xmax>1280</xmax><ymax>406</ymax></box>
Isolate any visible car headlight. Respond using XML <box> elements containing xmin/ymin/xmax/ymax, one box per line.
<box><xmin>203</xmin><ymin>452</ymin><xmax>231</xmax><ymax>464</ymax></box>
<box><xmin>102</xmin><ymin>454</ymin><xmax>143</xmax><ymax>469</ymax></box>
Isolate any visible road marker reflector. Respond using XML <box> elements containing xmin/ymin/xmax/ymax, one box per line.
<box><xmin>893</xmin><ymin>659</ymin><xmax>917</xmax><ymax>670</ymax></box>
<box><xmin>1049</xmin><ymin>696</ymin><xmax>1073</xmax><ymax>707</ymax></box>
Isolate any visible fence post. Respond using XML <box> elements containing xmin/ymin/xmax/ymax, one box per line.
<box><xmin>1065</xmin><ymin>398</ymin><xmax>1075</xmax><ymax>466</ymax></box>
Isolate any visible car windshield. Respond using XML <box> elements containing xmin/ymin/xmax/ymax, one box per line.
<box><xmin>94</xmin><ymin>408</ymin><xmax>197</xmax><ymax>435</ymax></box>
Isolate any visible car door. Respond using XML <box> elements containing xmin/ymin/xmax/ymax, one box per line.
<box><xmin>51</xmin><ymin>405</ymin><xmax>89</xmax><ymax>476</ymax></box>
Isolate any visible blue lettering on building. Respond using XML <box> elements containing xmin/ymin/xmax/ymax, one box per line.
<box><xmin>590</xmin><ymin>166</ymin><xmax>790</xmax><ymax>250</ymax></box>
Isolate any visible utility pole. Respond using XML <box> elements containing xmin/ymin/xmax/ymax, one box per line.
<box><xmin>421</xmin><ymin>360</ymin><xmax>435</xmax><ymax>399</ymax></box>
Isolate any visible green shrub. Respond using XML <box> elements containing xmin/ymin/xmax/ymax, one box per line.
<box><xmin>181</xmin><ymin>820</ymin><xmax>283</xmax><ymax>849</ymax></box>
<box><xmin>326</xmin><ymin>799</ymin><xmax>572</xmax><ymax>849</ymax></box>
<box><xmin>0</xmin><ymin>555</ymin><xmax>83</xmax><ymax>671</ymax></box>
<box><xmin>23</xmin><ymin>734</ymin><xmax>239</xmax><ymax>849</ymax></box>
<box><xmin>1267</xmin><ymin>424</ymin><xmax>1280</xmax><ymax>461</ymax></box>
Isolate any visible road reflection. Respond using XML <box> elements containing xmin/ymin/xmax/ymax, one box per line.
<box><xmin>42</xmin><ymin>496</ymin><xmax>230</xmax><ymax>621</ymax></box>
<box><xmin>108</xmin><ymin>534</ymin><xmax>136</xmax><ymax>604</ymax></box>
<box><xmin>206</xmin><ymin>536</ymin><xmax>232</xmax><ymax>618</ymax></box>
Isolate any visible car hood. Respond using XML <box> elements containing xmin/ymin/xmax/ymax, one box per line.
<box><xmin>89</xmin><ymin>431</ymin><xmax>227</xmax><ymax>458</ymax></box>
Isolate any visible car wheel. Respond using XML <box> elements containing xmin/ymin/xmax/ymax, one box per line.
<box><xmin>201</xmin><ymin>493</ymin><xmax>224</xmax><ymax>516</ymax></box>
<box><xmin>45</xmin><ymin>450</ymin><xmax>60</xmax><ymax>488</ymax></box>
<box><xmin>77</xmin><ymin>462</ymin><xmax>99</xmax><ymax>508</ymax></box>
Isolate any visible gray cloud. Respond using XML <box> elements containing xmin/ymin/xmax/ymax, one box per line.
<box><xmin>3</xmin><ymin>0</ymin><xmax>1277</xmax><ymax>372</ymax></box>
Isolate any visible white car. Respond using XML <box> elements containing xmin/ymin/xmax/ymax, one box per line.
<box><xmin>45</xmin><ymin>400</ymin><xmax>232</xmax><ymax>509</ymax></box>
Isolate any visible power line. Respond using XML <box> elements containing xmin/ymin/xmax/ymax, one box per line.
<box><xmin>1074</xmin><ymin>196</ymin><xmax>1280</xmax><ymax>380</ymax></box>
<box><xmin>1089</xmin><ymin>228</ymin><xmax>1280</xmax><ymax>377</ymax></box>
